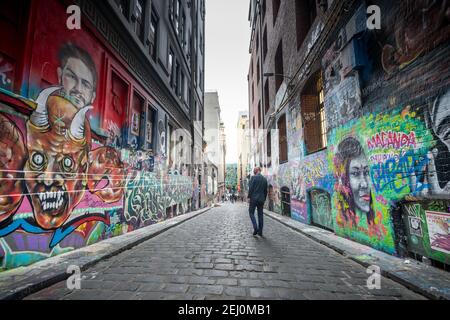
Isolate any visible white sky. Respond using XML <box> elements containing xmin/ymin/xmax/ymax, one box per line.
<box><xmin>205</xmin><ymin>0</ymin><xmax>251</xmax><ymax>164</ymax></box>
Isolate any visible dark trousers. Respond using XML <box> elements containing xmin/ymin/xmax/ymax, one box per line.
<box><xmin>249</xmin><ymin>201</ymin><xmax>264</xmax><ymax>234</ymax></box>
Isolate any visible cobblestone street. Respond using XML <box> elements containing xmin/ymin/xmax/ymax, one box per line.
<box><xmin>25</xmin><ymin>204</ymin><xmax>425</xmax><ymax>300</ymax></box>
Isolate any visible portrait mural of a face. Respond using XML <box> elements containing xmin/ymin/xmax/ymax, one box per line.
<box><xmin>424</xmin><ymin>88</ymin><xmax>450</xmax><ymax>195</ymax></box>
<box><xmin>57</xmin><ymin>43</ymin><xmax>97</xmax><ymax>110</ymax></box>
<box><xmin>334</xmin><ymin>137</ymin><xmax>374</xmax><ymax>228</ymax></box>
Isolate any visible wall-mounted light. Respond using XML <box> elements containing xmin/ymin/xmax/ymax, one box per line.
<box><xmin>264</xmin><ymin>72</ymin><xmax>295</xmax><ymax>91</ymax></box>
<box><xmin>263</xmin><ymin>72</ymin><xmax>293</xmax><ymax>81</ymax></box>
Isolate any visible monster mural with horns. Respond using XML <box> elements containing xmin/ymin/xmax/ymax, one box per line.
<box><xmin>0</xmin><ymin>86</ymin><xmax>125</xmax><ymax>231</ymax></box>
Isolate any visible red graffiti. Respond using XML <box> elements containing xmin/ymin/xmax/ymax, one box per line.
<box><xmin>367</xmin><ymin>131</ymin><xmax>417</xmax><ymax>151</ymax></box>
<box><xmin>0</xmin><ymin>88</ymin><xmax>124</xmax><ymax>230</ymax></box>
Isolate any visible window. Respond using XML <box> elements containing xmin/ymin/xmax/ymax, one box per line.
<box><xmin>193</xmin><ymin>101</ymin><xmax>197</xmax><ymax>120</ymax></box>
<box><xmin>262</xmin><ymin>27</ymin><xmax>267</xmax><ymax>61</ymax></box>
<box><xmin>267</xmin><ymin>131</ymin><xmax>272</xmax><ymax>166</ymax></box>
<box><xmin>262</xmin><ymin>0</ymin><xmax>266</xmax><ymax>21</ymax></box>
<box><xmin>278</xmin><ymin>114</ymin><xmax>287</xmax><ymax>163</ymax></box>
<box><xmin>258</xmin><ymin>101</ymin><xmax>262</xmax><ymax>128</ymax></box>
<box><xmin>272</xmin><ymin>0</ymin><xmax>280</xmax><ymax>25</ymax></box>
<box><xmin>131</xmin><ymin>91</ymin><xmax>144</xmax><ymax>138</ymax></box>
<box><xmin>251</xmin><ymin>82</ymin><xmax>254</xmax><ymax>102</ymax></box>
<box><xmin>275</xmin><ymin>40</ymin><xmax>283</xmax><ymax>93</ymax></box>
<box><xmin>133</xmin><ymin>0</ymin><xmax>146</xmax><ymax>42</ymax></box>
<box><xmin>295</xmin><ymin>0</ymin><xmax>317</xmax><ymax>49</ymax></box>
<box><xmin>115</xmin><ymin>0</ymin><xmax>130</xmax><ymax>19</ymax></box>
<box><xmin>0</xmin><ymin>0</ymin><xmax>29</xmax><ymax>92</ymax></box>
<box><xmin>180</xmin><ymin>72</ymin><xmax>185</xmax><ymax>101</ymax></box>
<box><xmin>168</xmin><ymin>124</ymin><xmax>174</xmax><ymax>167</ymax></box>
<box><xmin>175</xmin><ymin>61</ymin><xmax>180</xmax><ymax>95</ymax></box>
<box><xmin>301</xmin><ymin>72</ymin><xmax>327</xmax><ymax>154</ymax></box>
<box><xmin>188</xmin><ymin>31</ymin><xmax>192</xmax><ymax>60</ymax></box>
<box><xmin>256</xmin><ymin>32</ymin><xmax>259</xmax><ymax>54</ymax></box>
<box><xmin>175</xmin><ymin>0</ymin><xmax>180</xmax><ymax>34</ymax></box>
<box><xmin>200</xmin><ymin>32</ymin><xmax>204</xmax><ymax>54</ymax></box>
<box><xmin>199</xmin><ymin>69</ymin><xmax>204</xmax><ymax>92</ymax></box>
<box><xmin>149</xmin><ymin>8</ymin><xmax>159</xmax><ymax>60</ymax></box>
<box><xmin>180</xmin><ymin>12</ymin><xmax>186</xmax><ymax>47</ymax></box>
<box><xmin>264</xmin><ymin>80</ymin><xmax>270</xmax><ymax>113</ymax></box>
<box><xmin>146</xmin><ymin>105</ymin><xmax>155</xmax><ymax>146</ymax></box>
<box><xmin>105</xmin><ymin>70</ymin><xmax>129</xmax><ymax>146</ymax></box>
<box><xmin>257</xmin><ymin>59</ymin><xmax>260</xmax><ymax>84</ymax></box>
<box><xmin>169</xmin><ymin>0</ymin><xmax>175</xmax><ymax>21</ymax></box>
<box><xmin>168</xmin><ymin>47</ymin><xmax>175</xmax><ymax>85</ymax></box>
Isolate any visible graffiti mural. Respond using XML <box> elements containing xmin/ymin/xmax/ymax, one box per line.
<box><xmin>327</xmin><ymin>103</ymin><xmax>445</xmax><ymax>254</ymax></box>
<box><xmin>0</xmin><ymin>89</ymin><xmax>125</xmax><ymax>269</ymax></box>
<box><xmin>310</xmin><ymin>189</ymin><xmax>333</xmax><ymax>230</ymax></box>
<box><xmin>124</xmin><ymin>171</ymin><xmax>193</xmax><ymax>228</ymax></box>
<box><xmin>0</xmin><ymin>0</ymin><xmax>197</xmax><ymax>271</ymax></box>
<box><xmin>378</xmin><ymin>0</ymin><xmax>450</xmax><ymax>76</ymax></box>
<box><xmin>403</xmin><ymin>201</ymin><xmax>450</xmax><ymax>265</ymax></box>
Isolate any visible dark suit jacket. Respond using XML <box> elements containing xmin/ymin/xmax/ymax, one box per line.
<box><xmin>248</xmin><ymin>174</ymin><xmax>268</xmax><ymax>204</ymax></box>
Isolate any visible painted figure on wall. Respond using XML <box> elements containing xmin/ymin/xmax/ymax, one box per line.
<box><xmin>57</xmin><ymin>43</ymin><xmax>97</xmax><ymax>110</ymax></box>
<box><xmin>1</xmin><ymin>86</ymin><xmax>125</xmax><ymax>231</ymax></box>
<box><xmin>24</xmin><ymin>87</ymin><xmax>92</xmax><ymax>229</ymax></box>
<box><xmin>381</xmin><ymin>0</ymin><xmax>450</xmax><ymax>75</ymax></box>
<box><xmin>424</xmin><ymin>88</ymin><xmax>450</xmax><ymax>195</ymax></box>
<box><xmin>0</xmin><ymin>42</ymin><xmax>125</xmax><ymax>239</ymax></box>
<box><xmin>334</xmin><ymin>137</ymin><xmax>382</xmax><ymax>238</ymax></box>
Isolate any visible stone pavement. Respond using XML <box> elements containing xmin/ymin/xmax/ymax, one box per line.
<box><xmin>25</xmin><ymin>203</ymin><xmax>425</xmax><ymax>300</ymax></box>
<box><xmin>263</xmin><ymin>207</ymin><xmax>450</xmax><ymax>300</ymax></box>
<box><xmin>0</xmin><ymin>206</ymin><xmax>212</xmax><ymax>300</ymax></box>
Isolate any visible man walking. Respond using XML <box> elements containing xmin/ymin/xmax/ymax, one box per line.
<box><xmin>247</xmin><ymin>167</ymin><xmax>268</xmax><ymax>237</ymax></box>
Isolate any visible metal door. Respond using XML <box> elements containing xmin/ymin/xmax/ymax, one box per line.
<box><xmin>309</xmin><ymin>189</ymin><xmax>333</xmax><ymax>230</ymax></box>
<box><xmin>281</xmin><ymin>187</ymin><xmax>291</xmax><ymax>217</ymax></box>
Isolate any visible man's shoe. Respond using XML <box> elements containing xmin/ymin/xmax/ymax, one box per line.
<box><xmin>258</xmin><ymin>232</ymin><xmax>263</xmax><ymax>237</ymax></box>
<box><xmin>253</xmin><ymin>230</ymin><xmax>258</xmax><ymax>236</ymax></box>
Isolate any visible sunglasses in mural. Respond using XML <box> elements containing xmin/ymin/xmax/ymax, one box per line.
<box><xmin>0</xmin><ymin>86</ymin><xmax>125</xmax><ymax>246</ymax></box>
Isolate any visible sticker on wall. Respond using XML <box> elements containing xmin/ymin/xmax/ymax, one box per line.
<box><xmin>425</xmin><ymin>211</ymin><xmax>450</xmax><ymax>254</ymax></box>
<box><xmin>408</xmin><ymin>216</ymin><xmax>423</xmax><ymax>237</ymax></box>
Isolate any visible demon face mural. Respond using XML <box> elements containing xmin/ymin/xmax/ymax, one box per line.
<box><xmin>24</xmin><ymin>87</ymin><xmax>92</xmax><ymax>229</ymax></box>
<box><xmin>0</xmin><ymin>86</ymin><xmax>125</xmax><ymax>234</ymax></box>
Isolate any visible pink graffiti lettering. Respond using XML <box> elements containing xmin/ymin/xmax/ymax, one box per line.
<box><xmin>367</xmin><ymin>131</ymin><xmax>417</xmax><ymax>151</ymax></box>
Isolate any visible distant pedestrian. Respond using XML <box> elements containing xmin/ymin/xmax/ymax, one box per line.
<box><xmin>247</xmin><ymin>167</ymin><xmax>268</xmax><ymax>237</ymax></box>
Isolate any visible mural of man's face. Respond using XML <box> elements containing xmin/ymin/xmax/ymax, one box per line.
<box><xmin>432</xmin><ymin>90</ymin><xmax>450</xmax><ymax>151</ymax></box>
<box><xmin>349</xmin><ymin>154</ymin><xmax>371</xmax><ymax>213</ymax></box>
<box><xmin>58</xmin><ymin>58</ymin><xmax>96</xmax><ymax>109</ymax></box>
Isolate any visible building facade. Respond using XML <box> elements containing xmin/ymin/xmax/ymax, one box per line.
<box><xmin>0</xmin><ymin>0</ymin><xmax>205</xmax><ymax>270</ymax></box>
<box><xmin>248</xmin><ymin>0</ymin><xmax>450</xmax><ymax>267</ymax></box>
<box><xmin>218</xmin><ymin>120</ymin><xmax>227</xmax><ymax>199</ymax></box>
<box><xmin>204</xmin><ymin>91</ymin><xmax>225</xmax><ymax>203</ymax></box>
<box><xmin>237</xmin><ymin>111</ymin><xmax>251</xmax><ymax>199</ymax></box>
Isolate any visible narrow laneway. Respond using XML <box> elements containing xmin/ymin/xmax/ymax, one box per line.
<box><xmin>26</xmin><ymin>203</ymin><xmax>425</xmax><ymax>300</ymax></box>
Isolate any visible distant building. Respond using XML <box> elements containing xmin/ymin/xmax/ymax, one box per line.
<box><xmin>237</xmin><ymin>111</ymin><xmax>251</xmax><ymax>198</ymax></box>
<box><xmin>225</xmin><ymin>164</ymin><xmax>238</xmax><ymax>192</ymax></box>
<box><xmin>204</xmin><ymin>91</ymin><xmax>226</xmax><ymax>202</ymax></box>
<box><xmin>219</xmin><ymin>121</ymin><xmax>227</xmax><ymax>198</ymax></box>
